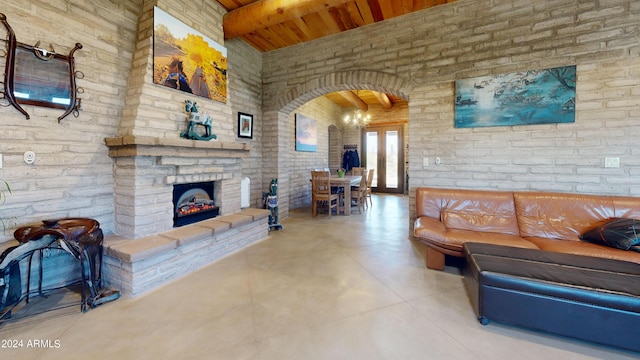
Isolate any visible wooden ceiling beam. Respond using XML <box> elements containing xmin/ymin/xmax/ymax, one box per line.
<box><xmin>373</xmin><ymin>92</ymin><xmax>393</xmax><ymax>110</ymax></box>
<box><xmin>377</xmin><ymin>0</ymin><xmax>396</xmax><ymax>18</ymax></box>
<box><xmin>338</xmin><ymin>91</ymin><xmax>368</xmax><ymax>111</ymax></box>
<box><xmin>292</xmin><ymin>17</ymin><xmax>314</xmax><ymax>39</ymax></box>
<box><xmin>223</xmin><ymin>0</ymin><xmax>352</xmax><ymax>39</ymax></box>
<box><xmin>354</xmin><ymin>0</ymin><xmax>375</xmax><ymax>24</ymax></box>
<box><xmin>318</xmin><ymin>8</ymin><xmax>343</xmax><ymax>34</ymax></box>
<box><xmin>345</xmin><ymin>2</ymin><xmax>365</xmax><ymax>27</ymax></box>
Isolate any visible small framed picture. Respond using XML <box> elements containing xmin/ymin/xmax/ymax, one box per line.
<box><xmin>238</xmin><ymin>112</ymin><xmax>253</xmax><ymax>139</ymax></box>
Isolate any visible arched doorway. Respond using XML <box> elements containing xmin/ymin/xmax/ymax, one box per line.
<box><xmin>265</xmin><ymin>70</ymin><xmax>412</xmax><ymax>217</ymax></box>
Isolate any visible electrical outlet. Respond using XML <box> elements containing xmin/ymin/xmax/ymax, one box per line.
<box><xmin>604</xmin><ymin>157</ymin><xmax>620</xmax><ymax>168</ymax></box>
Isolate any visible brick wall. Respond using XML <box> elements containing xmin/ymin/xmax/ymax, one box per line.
<box><xmin>261</xmin><ymin>0</ymin><xmax>640</xmax><ymax>227</ymax></box>
<box><xmin>0</xmin><ymin>1</ymin><xmax>143</xmax><ymax>243</ymax></box>
<box><xmin>110</xmin><ymin>0</ymin><xmax>264</xmax><ymax>238</ymax></box>
<box><xmin>227</xmin><ymin>38</ymin><xmax>264</xmax><ymax>208</ymax></box>
<box><xmin>0</xmin><ymin>0</ymin><xmax>263</xmax><ymax>243</ymax></box>
<box><xmin>288</xmin><ymin>97</ymin><xmax>343</xmax><ymax>209</ymax></box>
<box><xmin>1</xmin><ymin>0</ymin><xmax>638</xmax><ymax>244</ymax></box>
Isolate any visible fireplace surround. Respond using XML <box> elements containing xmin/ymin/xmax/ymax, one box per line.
<box><xmin>102</xmin><ymin>136</ymin><xmax>267</xmax><ymax>297</ymax></box>
<box><xmin>105</xmin><ymin>135</ymin><xmax>251</xmax><ymax>238</ymax></box>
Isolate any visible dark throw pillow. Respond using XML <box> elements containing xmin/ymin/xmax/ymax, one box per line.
<box><xmin>580</xmin><ymin>218</ymin><xmax>640</xmax><ymax>251</ymax></box>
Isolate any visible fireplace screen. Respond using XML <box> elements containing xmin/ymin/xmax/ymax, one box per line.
<box><xmin>173</xmin><ymin>181</ymin><xmax>219</xmax><ymax>227</ymax></box>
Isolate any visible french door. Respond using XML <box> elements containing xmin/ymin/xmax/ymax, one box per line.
<box><xmin>362</xmin><ymin>125</ymin><xmax>404</xmax><ymax>194</ymax></box>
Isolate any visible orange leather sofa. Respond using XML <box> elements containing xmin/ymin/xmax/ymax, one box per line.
<box><xmin>414</xmin><ymin>187</ymin><xmax>640</xmax><ymax>270</ymax></box>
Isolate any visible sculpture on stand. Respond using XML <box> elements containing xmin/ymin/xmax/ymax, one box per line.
<box><xmin>263</xmin><ymin>179</ymin><xmax>283</xmax><ymax>232</ymax></box>
<box><xmin>181</xmin><ymin>100</ymin><xmax>217</xmax><ymax>141</ymax></box>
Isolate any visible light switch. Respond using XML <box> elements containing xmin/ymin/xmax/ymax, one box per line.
<box><xmin>604</xmin><ymin>157</ymin><xmax>620</xmax><ymax>168</ymax></box>
<box><xmin>0</xmin><ymin>153</ymin><xmax>2</xmax><ymax>169</ymax></box>
<box><xmin>422</xmin><ymin>157</ymin><xmax>429</xmax><ymax>167</ymax></box>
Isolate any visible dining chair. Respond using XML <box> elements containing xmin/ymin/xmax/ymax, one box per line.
<box><xmin>350</xmin><ymin>167</ymin><xmax>365</xmax><ymax>176</ymax></box>
<box><xmin>364</xmin><ymin>168</ymin><xmax>374</xmax><ymax>207</ymax></box>
<box><xmin>311</xmin><ymin>171</ymin><xmax>340</xmax><ymax>217</ymax></box>
<box><xmin>349</xmin><ymin>173</ymin><xmax>367</xmax><ymax>213</ymax></box>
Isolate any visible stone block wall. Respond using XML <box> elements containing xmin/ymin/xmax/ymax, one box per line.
<box><xmin>111</xmin><ymin>0</ymin><xmax>264</xmax><ymax>238</ymax></box>
<box><xmin>228</xmin><ymin>39</ymin><xmax>265</xmax><ymax>208</ymax></box>
<box><xmin>260</xmin><ymin>0</ymin><xmax>640</xmax><ymax>228</ymax></box>
<box><xmin>0</xmin><ymin>0</ymin><xmax>264</xmax><ymax>243</ymax></box>
<box><xmin>1</xmin><ymin>0</ymin><xmax>638</xmax><ymax>245</ymax></box>
<box><xmin>288</xmin><ymin>97</ymin><xmax>343</xmax><ymax>209</ymax></box>
<box><xmin>0</xmin><ymin>1</ymin><xmax>143</xmax><ymax>243</ymax></box>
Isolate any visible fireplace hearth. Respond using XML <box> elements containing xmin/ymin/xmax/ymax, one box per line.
<box><xmin>173</xmin><ymin>181</ymin><xmax>219</xmax><ymax>227</ymax></box>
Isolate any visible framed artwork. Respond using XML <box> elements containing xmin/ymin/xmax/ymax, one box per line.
<box><xmin>238</xmin><ymin>112</ymin><xmax>253</xmax><ymax>139</ymax></box>
<box><xmin>295</xmin><ymin>114</ymin><xmax>317</xmax><ymax>152</ymax></box>
<box><xmin>455</xmin><ymin>65</ymin><xmax>576</xmax><ymax>128</ymax></box>
<box><xmin>152</xmin><ymin>6</ymin><xmax>227</xmax><ymax>103</ymax></box>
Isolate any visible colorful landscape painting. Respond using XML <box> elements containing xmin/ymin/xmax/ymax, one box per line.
<box><xmin>295</xmin><ymin>114</ymin><xmax>317</xmax><ymax>152</ymax></box>
<box><xmin>153</xmin><ymin>7</ymin><xmax>227</xmax><ymax>103</ymax></box>
<box><xmin>454</xmin><ymin>65</ymin><xmax>576</xmax><ymax>128</ymax></box>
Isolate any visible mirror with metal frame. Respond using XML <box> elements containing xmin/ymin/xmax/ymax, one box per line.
<box><xmin>1</xmin><ymin>13</ymin><xmax>83</xmax><ymax>122</ymax></box>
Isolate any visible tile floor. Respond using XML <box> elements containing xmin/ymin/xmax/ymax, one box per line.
<box><xmin>0</xmin><ymin>194</ymin><xmax>638</xmax><ymax>359</ymax></box>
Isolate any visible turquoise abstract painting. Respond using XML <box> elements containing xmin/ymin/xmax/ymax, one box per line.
<box><xmin>455</xmin><ymin>66</ymin><xmax>576</xmax><ymax>128</ymax></box>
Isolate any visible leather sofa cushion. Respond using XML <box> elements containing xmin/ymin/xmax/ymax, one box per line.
<box><xmin>464</xmin><ymin>242</ymin><xmax>640</xmax><ymax>309</ymax></box>
<box><xmin>445</xmin><ymin>229</ymin><xmax>539</xmax><ymax>251</ymax></box>
<box><xmin>525</xmin><ymin>236</ymin><xmax>640</xmax><ymax>263</ymax></box>
<box><xmin>414</xmin><ymin>216</ymin><xmax>446</xmax><ymax>242</ymax></box>
<box><xmin>610</xmin><ymin>196</ymin><xmax>640</xmax><ymax>219</ymax></box>
<box><xmin>514</xmin><ymin>192</ymin><xmax>616</xmax><ymax>240</ymax></box>
<box><xmin>416</xmin><ymin>187</ymin><xmax>519</xmax><ymax>236</ymax></box>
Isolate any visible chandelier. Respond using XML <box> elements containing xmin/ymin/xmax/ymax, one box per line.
<box><xmin>343</xmin><ymin>109</ymin><xmax>372</xmax><ymax>128</ymax></box>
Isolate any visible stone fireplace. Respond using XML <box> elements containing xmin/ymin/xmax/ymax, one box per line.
<box><xmin>102</xmin><ymin>136</ymin><xmax>268</xmax><ymax>297</ymax></box>
<box><xmin>105</xmin><ymin>135</ymin><xmax>251</xmax><ymax>239</ymax></box>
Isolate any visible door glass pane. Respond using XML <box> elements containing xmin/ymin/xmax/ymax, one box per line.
<box><xmin>386</xmin><ymin>130</ymin><xmax>398</xmax><ymax>189</ymax></box>
<box><xmin>365</xmin><ymin>131</ymin><xmax>378</xmax><ymax>187</ymax></box>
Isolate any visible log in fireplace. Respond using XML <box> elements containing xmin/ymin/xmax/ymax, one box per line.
<box><xmin>173</xmin><ymin>181</ymin><xmax>219</xmax><ymax>227</ymax></box>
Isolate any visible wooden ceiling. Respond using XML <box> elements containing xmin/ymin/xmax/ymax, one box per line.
<box><xmin>217</xmin><ymin>0</ymin><xmax>455</xmax><ymax>52</ymax></box>
<box><xmin>216</xmin><ymin>0</ymin><xmax>455</xmax><ymax>109</ymax></box>
<box><xmin>324</xmin><ymin>90</ymin><xmax>405</xmax><ymax>111</ymax></box>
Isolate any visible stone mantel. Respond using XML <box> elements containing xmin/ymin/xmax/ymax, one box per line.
<box><xmin>105</xmin><ymin>135</ymin><xmax>251</xmax><ymax>158</ymax></box>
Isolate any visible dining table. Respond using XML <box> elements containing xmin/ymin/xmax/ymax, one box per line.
<box><xmin>330</xmin><ymin>175</ymin><xmax>362</xmax><ymax>216</ymax></box>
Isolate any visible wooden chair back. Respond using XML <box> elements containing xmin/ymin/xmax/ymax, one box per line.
<box><xmin>366</xmin><ymin>169</ymin><xmax>374</xmax><ymax>188</ymax></box>
<box><xmin>350</xmin><ymin>167</ymin><xmax>365</xmax><ymax>176</ymax></box>
<box><xmin>349</xmin><ymin>174</ymin><xmax>368</xmax><ymax>213</ymax></box>
<box><xmin>311</xmin><ymin>171</ymin><xmax>332</xmax><ymax>196</ymax></box>
<box><xmin>311</xmin><ymin>170</ymin><xmax>339</xmax><ymax>216</ymax></box>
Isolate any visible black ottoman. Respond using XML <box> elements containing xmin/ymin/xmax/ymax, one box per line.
<box><xmin>463</xmin><ymin>243</ymin><xmax>640</xmax><ymax>353</ymax></box>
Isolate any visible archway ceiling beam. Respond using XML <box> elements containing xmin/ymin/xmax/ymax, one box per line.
<box><xmin>373</xmin><ymin>91</ymin><xmax>393</xmax><ymax>109</ymax></box>
<box><xmin>338</xmin><ymin>91</ymin><xmax>368</xmax><ymax>111</ymax></box>
<box><xmin>223</xmin><ymin>0</ymin><xmax>352</xmax><ymax>40</ymax></box>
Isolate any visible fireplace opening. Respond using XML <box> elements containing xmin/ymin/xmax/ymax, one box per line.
<box><xmin>173</xmin><ymin>181</ymin><xmax>219</xmax><ymax>227</ymax></box>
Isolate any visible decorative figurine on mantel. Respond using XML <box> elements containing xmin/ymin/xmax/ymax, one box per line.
<box><xmin>181</xmin><ymin>100</ymin><xmax>217</xmax><ymax>141</ymax></box>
